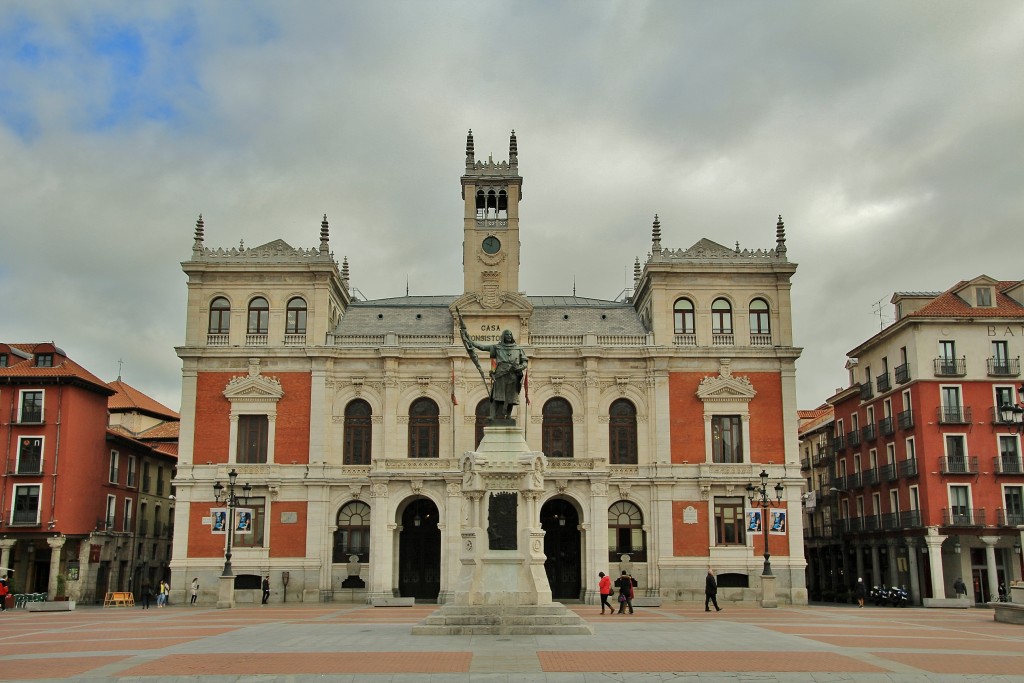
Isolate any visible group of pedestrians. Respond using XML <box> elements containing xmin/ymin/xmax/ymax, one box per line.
<box><xmin>598</xmin><ymin>568</ymin><xmax>725</xmax><ymax>614</ymax></box>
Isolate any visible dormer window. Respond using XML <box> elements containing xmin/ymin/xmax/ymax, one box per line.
<box><xmin>975</xmin><ymin>287</ymin><xmax>993</xmax><ymax>307</ymax></box>
<box><xmin>35</xmin><ymin>353</ymin><xmax>53</xmax><ymax>368</ymax></box>
<box><xmin>0</xmin><ymin>354</ymin><xmax>7</xmax><ymax>367</ymax></box>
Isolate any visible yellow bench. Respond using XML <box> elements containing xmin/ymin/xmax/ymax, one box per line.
<box><xmin>103</xmin><ymin>591</ymin><xmax>135</xmax><ymax>607</ymax></box>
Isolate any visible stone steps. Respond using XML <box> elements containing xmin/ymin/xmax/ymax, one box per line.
<box><xmin>412</xmin><ymin>604</ymin><xmax>594</xmax><ymax>636</ymax></box>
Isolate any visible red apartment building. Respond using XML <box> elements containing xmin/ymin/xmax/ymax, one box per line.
<box><xmin>821</xmin><ymin>277</ymin><xmax>1024</xmax><ymax>605</ymax></box>
<box><xmin>0</xmin><ymin>342</ymin><xmax>178</xmax><ymax>603</ymax></box>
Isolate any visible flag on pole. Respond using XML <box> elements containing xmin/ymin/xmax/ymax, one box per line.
<box><xmin>450</xmin><ymin>368</ymin><xmax>458</xmax><ymax>405</ymax></box>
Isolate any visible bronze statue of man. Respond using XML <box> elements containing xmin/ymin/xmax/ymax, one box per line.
<box><xmin>463</xmin><ymin>328</ymin><xmax>527</xmax><ymax>420</ymax></box>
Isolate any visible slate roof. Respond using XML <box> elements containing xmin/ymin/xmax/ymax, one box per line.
<box><xmin>333</xmin><ymin>296</ymin><xmax>646</xmax><ymax>336</ymax></box>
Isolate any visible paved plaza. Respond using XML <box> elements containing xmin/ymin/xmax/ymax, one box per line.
<box><xmin>0</xmin><ymin>602</ymin><xmax>1022</xmax><ymax>682</ymax></box>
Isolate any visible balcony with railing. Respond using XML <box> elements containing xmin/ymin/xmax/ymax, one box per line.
<box><xmin>712</xmin><ymin>333</ymin><xmax>734</xmax><ymax>346</ymax></box>
<box><xmin>847</xmin><ymin>471</ymin><xmax>863</xmax><ymax>489</ymax></box>
<box><xmin>937</xmin><ymin>405</ymin><xmax>972</xmax><ymax>424</ymax></box>
<box><xmin>934</xmin><ymin>357</ymin><xmax>966</xmax><ymax>377</ymax></box>
<box><xmin>843</xmin><ymin>517</ymin><xmax>863</xmax><ymax>534</ymax></box>
<box><xmin>862</xmin><ymin>514</ymin><xmax>880</xmax><ymax>532</ymax></box>
<box><xmin>863</xmin><ymin>467</ymin><xmax>879</xmax><ymax>486</ymax></box>
<box><xmin>895</xmin><ymin>362</ymin><xmax>911</xmax><ymax>384</ymax></box>
<box><xmin>987</xmin><ymin>357</ymin><xmax>1021</xmax><ymax>377</ymax></box>
<box><xmin>878</xmin><ymin>416</ymin><xmax>894</xmax><ymax>437</ymax></box>
<box><xmin>283</xmin><ymin>334</ymin><xmax>306</xmax><ymax>347</ymax></box>
<box><xmin>876</xmin><ymin>372</ymin><xmax>892</xmax><ymax>394</ymax></box>
<box><xmin>994</xmin><ymin>455</ymin><xmax>1023</xmax><ymax>474</ymax></box>
<box><xmin>814</xmin><ymin>446</ymin><xmax>833</xmax><ymax>467</ymax></box>
<box><xmin>831</xmin><ymin>434</ymin><xmax>847</xmax><ymax>452</ymax></box>
<box><xmin>859</xmin><ymin>382</ymin><xmax>874</xmax><ymax>401</ymax></box>
<box><xmin>832</xmin><ymin>474</ymin><xmax>847</xmax><ymax>492</ymax></box>
<box><xmin>245</xmin><ymin>334</ymin><xmax>268</xmax><ymax>347</ymax></box>
<box><xmin>750</xmin><ymin>333</ymin><xmax>772</xmax><ymax>347</ymax></box>
<box><xmin>801</xmin><ymin>456</ymin><xmax>811</xmax><ymax>471</ymax></box>
<box><xmin>207</xmin><ymin>333</ymin><xmax>229</xmax><ymax>346</ymax></box>
<box><xmin>878</xmin><ymin>463</ymin><xmax>897</xmax><ymax>482</ymax></box>
<box><xmin>847</xmin><ymin>429</ymin><xmax>861</xmax><ymax>448</ymax></box>
<box><xmin>897</xmin><ymin>408</ymin><xmax>914</xmax><ymax>430</ymax></box>
<box><xmin>861</xmin><ymin>423</ymin><xmax>877</xmax><ymax>442</ymax></box>
<box><xmin>901</xmin><ymin>509</ymin><xmax>923</xmax><ymax>528</ymax></box>
<box><xmin>674</xmin><ymin>334</ymin><xmax>697</xmax><ymax>347</ymax></box>
<box><xmin>997</xmin><ymin>508</ymin><xmax>1024</xmax><ymax>527</ymax></box>
<box><xmin>898</xmin><ymin>458</ymin><xmax>919</xmax><ymax>477</ymax></box>
<box><xmin>940</xmin><ymin>455</ymin><xmax>978</xmax><ymax>474</ymax></box>
<box><xmin>941</xmin><ymin>507</ymin><xmax>984</xmax><ymax>527</ymax></box>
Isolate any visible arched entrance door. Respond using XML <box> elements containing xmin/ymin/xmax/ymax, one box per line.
<box><xmin>540</xmin><ymin>498</ymin><xmax>582</xmax><ymax>600</ymax></box>
<box><xmin>398</xmin><ymin>498</ymin><xmax>441</xmax><ymax>601</ymax></box>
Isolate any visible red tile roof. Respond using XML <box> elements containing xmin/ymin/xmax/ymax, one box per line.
<box><xmin>0</xmin><ymin>342</ymin><xmax>112</xmax><ymax>394</ymax></box>
<box><xmin>108</xmin><ymin>380</ymin><xmax>179</xmax><ymax>420</ymax></box>
<box><xmin>908</xmin><ymin>280</ymin><xmax>1024</xmax><ymax>319</ymax></box>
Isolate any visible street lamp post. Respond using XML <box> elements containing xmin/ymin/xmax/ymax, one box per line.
<box><xmin>213</xmin><ymin>469</ymin><xmax>251</xmax><ymax>607</ymax></box>
<box><xmin>746</xmin><ymin>469</ymin><xmax>784</xmax><ymax>607</ymax></box>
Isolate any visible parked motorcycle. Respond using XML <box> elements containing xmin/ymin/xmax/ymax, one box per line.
<box><xmin>888</xmin><ymin>585</ymin><xmax>909</xmax><ymax>607</ymax></box>
<box><xmin>870</xmin><ymin>585</ymin><xmax>889</xmax><ymax>606</ymax></box>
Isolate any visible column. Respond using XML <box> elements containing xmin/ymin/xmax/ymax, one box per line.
<box><xmin>46</xmin><ymin>537</ymin><xmax>66</xmax><ymax>600</ymax></box>
<box><xmin>586</xmin><ymin>480</ymin><xmax>610</xmax><ymax>604</ymax></box>
<box><xmin>0</xmin><ymin>539</ymin><xmax>15</xmax><ymax>579</ymax></box>
<box><xmin>887</xmin><ymin>539</ymin><xmax>899</xmax><ymax>587</ymax></box>
<box><xmin>907</xmin><ymin>541</ymin><xmax>922</xmax><ymax>605</ymax></box>
<box><xmin>924</xmin><ymin>527</ymin><xmax>947</xmax><ymax>599</ymax></box>
<box><xmin>870</xmin><ymin>545</ymin><xmax>882</xmax><ymax>586</ymax></box>
<box><xmin>980</xmin><ymin>536</ymin><xmax>1000</xmax><ymax>604</ymax></box>
<box><xmin>855</xmin><ymin>543</ymin><xmax>865</xmax><ymax>584</ymax></box>
<box><xmin>367</xmin><ymin>483</ymin><xmax>395</xmax><ymax>603</ymax></box>
<box><xmin>438</xmin><ymin>481</ymin><xmax>463</xmax><ymax>605</ymax></box>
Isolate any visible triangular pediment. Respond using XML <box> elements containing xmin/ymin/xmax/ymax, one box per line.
<box><xmin>681</xmin><ymin>238</ymin><xmax>736</xmax><ymax>258</ymax></box>
<box><xmin>224</xmin><ymin>373</ymin><xmax>284</xmax><ymax>401</ymax></box>
<box><xmin>696</xmin><ymin>374</ymin><xmax>756</xmax><ymax>402</ymax></box>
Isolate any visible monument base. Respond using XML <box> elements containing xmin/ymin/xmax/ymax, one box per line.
<box><xmin>412</xmin><ymin>604</ymin><xmax>594</xmax><ymax>635</ymax></box>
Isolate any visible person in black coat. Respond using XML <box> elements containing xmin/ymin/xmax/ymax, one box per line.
<box><xmin>705</xmin><ymin>568</ymin><xmax>721</xmax><ymax>612</ymax></box>
<box><xmin>855</xmin><ymin>577</ymin><xmax>867</xmax><ymax>608</ymax></box>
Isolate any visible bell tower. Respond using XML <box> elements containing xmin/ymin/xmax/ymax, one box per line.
<box><xmin>461</xmin><ymin>130</ymin><xmax>523</xmax><ymax>305</ymax></box>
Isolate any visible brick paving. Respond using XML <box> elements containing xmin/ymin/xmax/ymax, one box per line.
<box><xmin>0</xmin><ymin>603</ymin><xmax>1020</xmax><ymax>681</ymax></box>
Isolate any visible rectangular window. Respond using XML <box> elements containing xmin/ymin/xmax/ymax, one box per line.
<box><xmin>713</xmin><ymin>497</ymin><xmax>745</xmax><ymax>545</ymax></box>
<box><xmin>906</xmin><ymin>437</ymin><xmax>916</xmax><ymax>461</ymax></box>
<box><xmin>142</xmin><ymin>462</ymin><xmax>151</xmax><ymax>492</ymax></box>
<box><xmin>233</xmin><ymin>497</ymin><xmax>266</xmax><ymax>548</ymax></box>
<box><xmin>126</xmin><ymin>455</ymin><xmax>136</xmax><ymax>488</ymax></box>
<box><xmin>976</xmin><ymin>287</ymin><xmax>993</xmax><ymax>307</ymax></box>
<box><xmin>12</xmin><ymin>485</ymin><xmax>41</xmax><ymax>525</ymax></box>
<box><xmin>0</xmin><ymin>354</ymin><xmax>7</xmax><ymax>367</ymax></box>
<box><xmin>949</xmin><ymin>485</ymin><xmax>970</xmax><ymax>523</ymax></box>
<box><xmin>711</xmin><ymin>415</ymin><xmax>743</xmax><ymax>463</ymax></box>
<box><xmin>1005</xmin><ymin>486</ymin><xmax>1023</xmax><ymax>526</ymax></box>
<box><xmin>939</xmin><ymin>340</ymin><xmax>956</xmax><ymax>360</ymax></box>
<box><xmin>19</xmin><ymin>390</ymin><xmax>43</xmax><ymax>423</ymax></box>
<box><xmin>156</xmin><ymin>467</ymin><xmax>164</xmax><ymax>496</ymax></box>
<box><xmin>105</xmin><ymin>495</ymin><xmax>116</xmax><ymax>529</ymax></box>
<box><xmin>123</xmin><ymin>498</ymin><xmax>133</xmax><ymax>532</ymax></box>
<box><xmin>109</xmin><ymin>450</ymin><xmax>119</xmax><ymax>484</ymax></box>
<box><xmin>945</xmin><ymin>435</ymin><xmax>967</xmax><ymax>471</ymax></box>
<box><xmin>909</xmin><ymin>485</ymin><xmax>920</xmax><ymax>510</ymax></box>
<box><xmin>237</xmin><ymin>415</ymin><xmax>269</xmax><ymax>464</ymax></box>
<box><xmin>999</xmin><ymin>436</ymin><xmax>1021</xmax><ymax>473</ymax></box>
<box><xmin>886</xmin><ymin>443</ymin><xmax>895</xmax><ymax>465</ymax></box>
<box><xmin>17</xmin><ymin>437</ymin><xmax>43</xmax><ymax>474</ymax></box>
<box><xmin>34</xmin><ymin>353</ymin><xmax>53</xmax><ymax>367</ymax></box>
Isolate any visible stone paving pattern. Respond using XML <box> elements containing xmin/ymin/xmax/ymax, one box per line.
<box><xmin>0</xmin><ymin>603</ymin><xmax>1021</xmax><ymax>682</ymax></box>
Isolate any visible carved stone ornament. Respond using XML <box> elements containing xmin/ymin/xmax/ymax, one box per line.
<box><xmin>696</xmin><ymin>359</ymin><xmax>756</xmax><ymax>403</ymax></box>
<box><xmin>349</xmin><ymin>484</ymin><xmax>363</xmax><ymax>499</ymax></box>
<box><xmin>447</xmin><ymin>483</ymin><xmax>462</xmax><ymax>497</ymax></box>
<box><xmin>618</xmin><ymin>484</ymin><xmax>632</xmax><ymax>499</ymax></box>
<box><xmin>372</xmin><ymin>483</ymin><xmax>389</xmax><ymax>498</ymax></box>
<box><xmin>410</xmin><ymin>480</ymin><xmax>423</xmax><ymax>495</ymax></box>
<box><xmin>700</xmin><ymin>485</ymin><xmax>711</xmax><ymax>500</ymax></box>
<box><xmin>223</xmin><ymin>361</ymin><xmax>284</xmax><ymax>403</ymax></box>
<box><xmin>591</xmin><ymin>481</ymin><xmax>608</xmax><ymax>496</ymax></box>
<box><xmin>555</xmin><ymin>479</ymin><xmax>569</xmax><ymax>493</ymax></box>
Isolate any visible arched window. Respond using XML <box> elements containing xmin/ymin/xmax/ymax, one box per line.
<box><xmin>749</xmin><ymin>298</ymin><xmax>770</xmax><ymax>335</ymax></box>
<box><xmin>474</xmin><ymin>399</ymin><xmax>490</xmax><ymax>449</ymax></box>
<box><xmin>247</xmin><ymin>297</ymin><xmax>269</xmax><ymax>335</ymax></box>
<box><xmin>286</xmin><ymin>297</ymin><xmax>307</xmax><ymax>335</ymax></box>
<box><xmin>408</xmin><ymin>398</ymin><xmax>439</xmax><ymax>458</ymax></box>
<box><xmin>475</xmin><ymin>190</ymin><xmax>486</xmax><ymax>219</ymax></box>
<box><xmin>712</xmin><ymin>298</ymin><xmax>733</xmax><ymax>334</ymax></box>
<box><xmin>497</xmin><ymin>190</ymin><xmax>508</xmax><ymax>219</ymax></box>
<box><xmin>208</xmin><ymin>297</ymin><xmax>231</xmax><ymax>335</ymax></box>
<box><xmin>609</xmin><ymin>399</ymin><xmax>638</xmax><ymax>464</ymax></box>
<box><xmin>673</xmin><ymin>298</ymin><xmax>695</xmax><ymax>334</ymax></box>
<box><xmin>608</xmin><ymin>500</ymin><xmax>646</xmax><ymax>562</ymax></box>
<box><xmin>542</xmin><ymin>398</ymin><xmax>573</xmax><ymax>458</ymax></box>
<box><xmin>333</xmin><ymin>501</ymin><xmax>370</xmax><ymax>563</ymax></box>
<box><xmin>343</xmin><ymin>399</ymin><xmax>372</xmax><ymax>465</ymax></box>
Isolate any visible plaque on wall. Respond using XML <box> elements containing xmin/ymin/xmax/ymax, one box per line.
<box><xmin>487</xmin><ymin>491</ymin><xmax>518</xmax><ymax>550</ymax></box>
<box><xmin>683</xmin><ymin>506</ymin><xmax>698</xmax><ymax>524</ymax></box>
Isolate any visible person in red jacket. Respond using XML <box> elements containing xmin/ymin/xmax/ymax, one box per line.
<box><xmin>598</xmin><ymin>572</ymin><xmax>613</xmax><ymax>615</ymax></box>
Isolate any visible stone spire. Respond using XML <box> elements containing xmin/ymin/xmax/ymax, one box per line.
<box><xmin>509</xmin><ymin>129</ymin><xmax>518</xmax><ymax>168</ymax></box>
<box><xmin>341</xmin><ymin>256</ymin><xmax>350</xmax><ymax>292</ymax></box>
<box><xmin>320</xmin><ymin>214</ymin><xmax>330</xmax><ymax>254</ymax></box>
<box><xmin>651</xmin><ymin>214</ymin><xmax>662</xmax><ymax>254</ymax></box>
<box><xmin>633</xmin><ymin>256</ymin><xmax>641</xmax><ymax>289</ymax></box>
<box><xmin>466</xmin><ymin>129</ymin><xmax>475</xmax><ymax>168</ymax></box>
<box><xmin>192</xmin><ymin>214</ymin><xmax>205</xmax><ymax>254</ymax></box>
<box><xmin>775</xmin><ymin>214</ymin><xmax>787</xmax><ymax>258</ymax></box>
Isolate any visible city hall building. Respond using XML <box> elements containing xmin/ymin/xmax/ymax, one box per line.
<box><xmin>170</xmin><ymin>131</ymin><xmax>806</xmax><ymax>606</ymax></box>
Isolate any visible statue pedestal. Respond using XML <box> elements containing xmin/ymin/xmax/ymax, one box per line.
<box><xmin>414</xmin><ymin>425</ymin><xmax>592</xmax><ymax>635</ymax></box>
<box><xmin>760</xmin><ymin>574</ymin><xmax>778</xmax><ymax>608</ymax></box>
<box><xmin>216</xmin><ymin>575</ymin><xmax>235</xmax><ymax>609</ymax></box>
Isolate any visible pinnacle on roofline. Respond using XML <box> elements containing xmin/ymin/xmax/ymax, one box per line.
<box><xmin>320</xmin><ymin>214</ymin><xmax>330</xmax><ymax>254</ymax></box>
<box><xmin>651</xmin><ymin>214</ymin><xmax>662</xmax><ymax>254</ymax></box>
<box><xmin>466</xmin><ymin>129</ymin><xmax>475</xmax><ymax>167</ymax></box>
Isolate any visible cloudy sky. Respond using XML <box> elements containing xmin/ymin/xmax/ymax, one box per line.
<box><xmin>2</xmin><ymin>1</ymin><xmax>1022</xmax><ymax>413</ymax></box>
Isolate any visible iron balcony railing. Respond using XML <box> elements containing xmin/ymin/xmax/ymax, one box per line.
<box><xmin>863</xmin><ymin>467</ymin><xmax>879</xmax><ymax>486</ymax></box>
<box><xmin>801</xmin><ymin>457</ymin><xmax>811</xmax><ymax>471</ymax></box>
<box><xmin>832</xmin><ymin>435</ymin><xmax>847</xmax><ymax>452</ymax></box>
<box><xmin>861</xmin><ymin>424</ymin><xmax>877</xmax><ymax>442</ymax></box>
<box><xmin>847</xmin><ymin>429</ymin><xmax>862</xmax><ymax>448</ymax></box>
<box><xmin>897</xmin><ymin>408</ymin><xmax>914</xmax><ymax>430</ymax></box>
<box><xmin>847</xmin><ymin>471</ymin><xmax>863</xmax><ymax>489</ymax></box>
<box><xmin>878</xmin><ymin>463</ymin><xmax>897</xmax><ymax>482</ymax></box>
<box><xmin>994</xmin><ymin>455</ymin><xmax>1023</xmax><ymax>474</ymax></box>
<box><xmin>937</xmin><ymin>405</ymin><xmax>972</xmax><ymax>424</ymax></box>
<box><xmin>894</xmin><ymin>362</ymin><xmax>911</xmax><ymax>384</ymax></box>
<box><xmin>863</xmin><ymin>515</ymin><xmax>880</xmax><ymax>532</ymax></box>
<box><xmin>997</xmin><ymin>509</ymin><xmax>1024</xmax><ymax>527</ymax></box>
<box><xmin>843</xmin><ymin>517</ymin><xmax>863</xmax><ymax>533</ymax></box>
<box><xmin>859</xmin><ymin>382</ymin><xmax>874</xmax><ymax>401</ymax></box>
<box><xmin>940</xmin><ymin>455</ymin><xmax>978</xmax><ymax>474</ymax></box>
<box><xmin>878</xmin><ymin>417</ymin><xmax>894</xmax><ymax>437</ymax></box>
<box><xmin>876</xmin><ymin>372</ymin><xmax>892</xmax><ymax>393</ymax></box>
<box><xmin>880</xmin><ymin>510</ymin><xmax>923</xmax><ymax>529</ymax></box>
<box><xmin>898</xmin><ymin>459</ymin><xmax>919</xmax><ymax>477</ymax></box>
<box><xmin>941</xmin><ymin>507</ymin><xmax>984</xmax><ymax>527</ymax></box>
<box><xmin>832</xmin><ymin>475</ymin><xmax>847</xmax><ymax>492</ymax></box>
<box><xmin>987</xmin><ymin>357</ymin><xmax>1021</xmax><ymax>377</ymax></box>
<box><xmin>934</xmin><ymin>357</ymin><xmax>967</xmax><ymax>377</ymax></box>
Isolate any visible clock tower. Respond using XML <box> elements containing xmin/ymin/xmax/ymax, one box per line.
<box><xmin>461</xmin><ymin>130</ymin><xmax>523</xmax><ymax>305</ymax></box>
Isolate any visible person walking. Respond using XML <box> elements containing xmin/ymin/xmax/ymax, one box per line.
<box><xmin>855</xmin><ymin>577</ymin><xmax>867</xmax><ymax>608</ymax></box>
<box><xmin>157</xmin><ymin>580</ymin><xmax>169</xmax><ymax>608</ymax></box>
<box><xmin>953</xmin><ymin>577</ymin><xmax>968</xmax><ymax>599</ymax></box>
<box><xmin>190</xmin><ymin>578</ymin><xmax>199</xmax><ymax>606</ymax></box>
<box><xmin>615</xmin><ymin>571</ymin><xmax>635</xmax><ymax>614</ymax></box>
<box><xmin>705</xmin><ymin>568</ymin><xmax>722</xmax><ymax>612</ymax></box>
<box><xmin>141</xmin><ymin>579</ymin><xmax>151</xmax><ymax>609</ymax></box>
<box><xmin>598</xmin><ymin>572</ymin><xmax>614</xmax><ymax>615</ymax></box>
<box><xmin>261</xmin><ymin>575</ymin><xmax>271</xmax><ymax>605</ymax></box>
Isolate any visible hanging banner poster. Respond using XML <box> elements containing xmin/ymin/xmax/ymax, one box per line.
<box><xmin>235</xmin><ymin>509</ymin><xmax>254</xmax><ymax>533</ymax></box>
<box><xmin>770</xmin><ymin>509</ymin><xmax>788</xmax><ymax>535</ymax></box>
<box><xmin>745</xmin><ymin>509</ymin><xmax>762</xmax><ymax>533</ymax></box>
<box><xmin>211</xmin><ymin>509</ymin><xmax>227</xmax><ymax>534</ymax></box>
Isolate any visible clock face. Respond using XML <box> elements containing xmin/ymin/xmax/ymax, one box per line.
<box><xmin>482</xmin><ymin>236</ymin><xmax>501</xmax><ymax>254</ymax></box>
